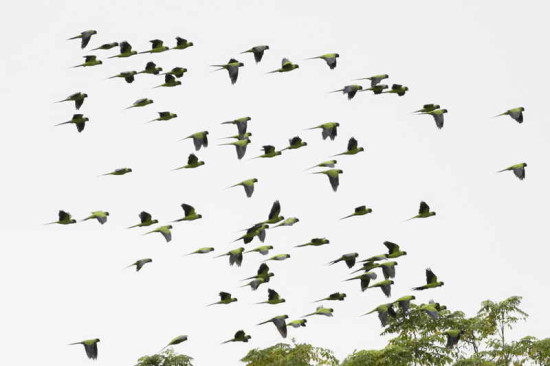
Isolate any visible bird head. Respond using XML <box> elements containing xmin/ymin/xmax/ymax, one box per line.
<box><xmin>431</xmin><ymin>212</ymin><xmax>436</xmax><ymax>216</ymax></box>
<box><xmin>98</xmin><ymin>60</ymin><xmax>103</xmax><ymax>65</ymax></box>
<box><xmin>358</xmin><ymin>147</ymin><xmax>365</xmax><ymax>152</ymax></box>
<box><xmin>402</xmin><ymin>251</ymin><xmax>408</xmax><ymax>255</ymax></box>
<box><xmin>265</xmin><ymin>45</ymin><xmax>270</xmax><ymax>49</ymax></box>
<box><xmin>519</xmin><ymin>107</ymin><xmax>525</xmax><ymax>111</ymax></box>
<box><xmin>335</xmin><ymin>123</ymin><xmax>340</xmax><ymax>126</ymax></box>
<box><xmin>281</xmin><ymin>299</ymin><xmax>287</xmax><ymax>303</ymax></box>
<box><xmin>338</xmin><ymin>170</ymin><xmax>343</xmax><ymax>174</ymax></box>
<box><xmin>440</xmin><ymin>282</ymin><xmax>445</xmax><ymax>286</ymax></box>
<box><xmin>239</xmin><ymin>62</ymin><xmax>244</xmax><ymax>67</ymax></box>
<box><xmin>152</xmin><ymin>220</ymin><xmax>159</xmax><ymax>224</ymax></box>
<box><xmin>94</xmin><ymin>338</ymin><xmax>100</xmax><ymax>342</ymax></box>
<box><xmin>84</xmin><ymin>117</ymin><xmax>90</xmax><ymax>122</ymax></box>
<box><xmin>253</xmin><ymin>178</ymin><xmax>259</xmax><ymax>183</ymax></box>
<box><xmin>167</xmin><ymin>225</ymin><xmax>173</xmax><ymax>229</ymax></box>
<box><xmin>105</xmin><ymin>212</ymin><xmax>110</xmax><ymax>216</ymax></box>
<box><xmin>335</xmin><ymin>53</ymin><xmax>340</xmax><ymax>57</ymax></box>
<box><xmin>173</xmin><ymin>114</ymin><xmax>179</xmax><ymax>118</ymax></box>
<box><xmin>442</xmin><ymin>109</ymin><xmax>449</xmax><ymax>113</ymax></box>
<box><xmin>267</xmin><ymin>246</ymin><xmax>274</xmax><ymax>249</ymax></box>
<box><xmin>197</xmin><ymin>214</ymin><xmax>203</xmax><ymax>219</ymax></box>
<box><xmin>523</xmin><ymin>163</ymin><xmax>528</xmax><ymax>167</ymax></box>
<box><xmin>83</xmin><ymin>93</ymin><xmax>88</xmax><ymax>98</ymax></box>
<box><xmin>128</xmin><ymin>168</ymin><xmax>133</xmax><ymax>172</ymax></box>
<box><xmin>70</xmin><ymin>219</ymin><xmax>77</xmax><ymax>224</ymax></box>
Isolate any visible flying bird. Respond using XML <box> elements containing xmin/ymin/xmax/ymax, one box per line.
<box><xmin>362</xmin><ymin>303</ymin><xmax>396</xmax><ymax>327</ymax></box>
<box><xmin>356</xmin><ymin>74</ymin><xmax>389</xmax><ymax>87</ymax></box>
<box><xmin>332</xmin><ymin>137</ymin><xmax>364</xmax><ymax>156</ymax></box>
<box><xmin>306</xmin><ymin>122</ymin><xmax>339</xmax><ymax>140</ymax></box>
<box><xmin>295</xmin><ymin>237</ymin><xmax>329</xmax><ymax>248</ymax></box>
<box><xmin>494</xmin><ymin>107</ymin><xmax>525</xmax><ymax>123</ymax></box>
<box><xmin>181</xmin><ymin>131</ymin><xmax>209</xmax><ymax>150</ymax></box>
<box><xmin>257</xmin><ymin>315</ymin><xmax>289</xmax><ymax>338</ymax></box>
<box><xmin>361</xmin><ymin>84</ymin><xmax>388</xmax><ymax>94</ymax></box>
<box><xmin>173</xmin><ymin>203</ymin><xmax>202</xmax><ymax>222</ymax></box>
<box><xmin>125</xmin><ymin>258</ymin><xmax>153</xmax><ymax>272</ymax></box>
<box><xmin>228</xmin><ymin>178</ymin><xmax>258</xmax><ymax>198</ymax></box>
<box><xmin>421</xmin><ymin>109</ymin><xmax>448</xmax><ymax>129</ymax></box>
<box><xmin>219</xmin><ymin>138</ymin><xmax>251</xmax><ymax>160</ymax></box>
<box><xmin>221</xmin><ymin>116</ymin><xmax>252</xmax><ymax>135</ymax></box>
<box><xmin>163</xmin><ymin>67</ymin><xmax>188</xmax><ymax>78</ymax></box>
<box><xmin>154</xmin><ymin>74</ymin><xmax>182</xmax><ymax>88</ymax></box>
<box><xmin>140</xmin><ymin>39</ymin><xmax>169</xmax><ymax>54</ymax></box>
<box><xmin>173</xmin><ymin>153</ymin><xmax>205</xmax><ymax>170</ymax></box>
<box><xmin>303</xmin><ymin>306</ymin><xmax>334</xmax><ymax>317</ymax></box>
<box><xmin>287</xmin><ymin>319</ymin><xmax>307</xmax><ymax>328</ymax></box>
<box><xmin>340</xmin><ymin>206</ymin><xmax>372</xmax><ymax>220</ymax></box>
<box><xmin>328</xmin><ymin>253</ymin><xmax>358</xmax><ymax>268</ymax></box>
<box><xmin>56</xmin><ymin>92</ymin><xmax>88</xmax><ymax>110</ymax></box>
<box><xmin>308</xmin><ymin>53</ymin><xmax>339</xmax><ymax>69</ymax></box>
<box><xmin>264</xmin><ymin>253</ymin><xmax>291</xmax><ymax>262</ymax></box>
<box><xmin>268</xmin><ymin>58</ymin><xmax>299</xmax><ymax>73</ymax></box>
<box><xmin>406</xmin><ymin>201</ymin><xmax>436</xmax><ymax>220</ymax></box>
<box><xmin>69</xmin><ymin>338</ymin><xmax>100</xmax><ymax>360</ymax></box>
<box><xmin>413</xmin><ymin>104</ymin><xmax>440</xmax><ymax>114</ymax></box>
<box><xmin>68</xmin><ymin>30</ymin><xmax>97</xmax><ymax>48</ymax></box>
<box><xmin>207</xmin><ymin>292</ymin><xmax>238</xmax><ymax>306</ymax></box>
<box><xmin>81</xmin><ymin>211</ymin><xmax>109</xmax><ymax>225</ymax></box>
<box><xmin>55</xmin><ymin>114</ymin><xmax>89</xmax><ymax>133</ymax></box>
<box><xmin>331</xmin><ymin>84</ymin><xmax>363</xmax><ymax>99</ymax></box>
<box><xmin>107</xmin><ymin>70</ymin><xmax>137</xmax><ymax>83</ymax></box>
<box><xmin>45</xmin><ymin>210</ymin><xmax>76</xmax><ymax>225</ymax></box>
<box><xmin>345</xmin><ymin>271</ymin><xmax>377</xmax><ymax>291</ymax></box>
<box><xmin>252</xmin><ymin>145</ymin><xmax>282</xmax><ymax>159</ymax></box>
<box><xmin>101</xmin><ymin>168</ymin><xmax>132</xmax><ymax>176</ymax></box>
<box><xmin>272</xmin><ymin>217</ymin><xmax>299</xmax><ymax>228</ymax></box>
<box><xmin>262</xmin><ymin>200</ymin><xmax>284</xmax><ymax>225</ymax></box>
<box><xmin>444</xmin><ymin>330</ymin><xmax>465</xmax><ymax>349</ymax></box>
<box><xmin>211</xmin><ymin>58</ymin><xmax>244</xmax><ymax>84</ymax></box>
<box><xmin>383</xmin><ymin>84</ymin><xmax>409</xmax><ymax>96</ymax></box>
<box><xmin>222</xmin><ymin>330</ymin><xmax>251</xmax><ymax>344</ymax></box>
<box><xmin>497</xmin><ymin>163</ymin><xmax>527</xmax><ymax>180</ymax></box>
<box><xmin>215</xmin><ymin>247</ymin><xmax>245</xmax><ymax>267</ymax></box>
<box><xmin>244</xmin><ymin>245</ymin><xmax>274</xmax><ymax>255</ymax></box>
<box><xmin>138</xmin><ymin>61</ymin><xmax>163</xmax><ymax>75</ymax></box>
<box><xmin>144</xmin><ymin>225</ymin><xmax>173</xmax><ymax>243</ymax></box>
<box><xmin>148</xmin><ymin>111</ymin><xmax>178</xmax><ymax>122</ymax></box>
<box><xmin>241</xmin><ymin>45</ymin><xmax>270</xmax><ymax>63</ymax></box>
<box><xmin>282</xmin><ymin>136</ymin><xmax>307</xmax><ymax>151</ymax></box>
<box><xmin>128</xmin><ymin>211</ymin><xmax>158</xmax><ymax>228</ymax></box>
<box><xmin>126</xmin><ymin>98</ymin><xmax>154</xmax><ymax>109</ymax></box>
<box><xmin>305</xmin><ymin>160</ymin><xmax>337</xmax><ymax>171</ymax></box>
<box><xmin>312</xmin><ymin>169</ymin><xmax>343</xmax><ymax>192</ymax></box>
<box><xmin>173</xmin><ymin>37</ymin><xmax>194</xmax><ymax>50</ymax></box>
<box><xmin>257</xmin><ymin>289</ymin><xmax>286</xmax><ymax>305</ymax></box>
<box><xmin>368</xmin><ymin>279</ymin><xmax>395</xmax><ymax>297</ymax></box>
<box><xmin>314</xmin><ymin>292</ymin><xmax>347</xmax><ymax>303</ymax></box>
<box><xmin>72</xmin><ymin>55</ymin><xmax>102</xmax><ymax>68</ymax></box>
<box><xmin>91</xmin><ymin>42</ymin><xmax>119</xmax><ymax>51</ymax></box>
<box><xmin>108</xmin><ymin>41</ymin><xmax>137</xmax><ymax>58</ymax></box>
<box><xmin>185</xmin><ymin>247</ymin><xmax>215</xmax><ymax>256</ymax></box>
<box><xmin>393</xmin><ymin>295</ymin><xmax>416</xmax><ymax>313</ymax></box>
<box><xmin>160</xmin><ymin>335</ymin><xmax>188</xmax><ymax>352</ymax></box>
<box><xmin>412</xmin><ymin>268</ymin><xmax>445</xmax><ymax>290</ymax></box>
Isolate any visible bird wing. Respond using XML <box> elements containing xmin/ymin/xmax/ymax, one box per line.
<box><xmin>383</xmin><ymin>241</ymin><xmax>399</xmax><ymax>255</ymax></box>
<box><xmin>244</xmin><ymin>184</ymin><xmax>254</xmax><ymax>198</ymax></box>
<box><xmin>181</xmin><ymin>203</ymin><xmax>196</xmax><ymax>217</ymax></box>
<box><xmin>253</xmin><ymin>50</ymin><xmax>264</xmax><ymax>63</ymax></box>
<box><xmin>347</xmin><ymin>137</ymin><xmax>358</xmax><ymax>151</ymax></box>
<box><xmin>84</xmin><ymin>343</ymin><xmax>98</xmax><ymax>360</ymax></box>
<box><xmin>268</xmin><ymin>200</ymin><xmax>281</xmax><ymax>221</ymax></box>
<box><xmin>272</xmin><ymin>317</ymin><xmax>288</xmax><ymax>338</ymax></box>
<box><xmin>139</xmin><ymin>211</ymin><xmax>152</xmax><ymax>223</ymax></box>
<box><xmin>433</xmin><ymin>113</ymin><xmax>444</xmax><ymax>129</ymax></box>
<box><xmin>59</xmin><ymin>210</ymin><xmax>71</xmax><ymax>221</ymax></box>
<box><xmin>227</xmin><ymin>65</ymin><xmax>239</xmax><ymax>84</ymax></box>
<box><xmin>426</xmin><ymin>268</ymin><xmax>437</xmax><ymax>284</ymax></box>
<box><xmin>188</xmin><ymin>154</ymin><xmax>199</xmax><ymax>165</ymax></box>
<box><xmin>381</xmin><ymin>283</ymin><xmax>392</xmax><ymax>297</ymax></box>
<box><xmin>263</xmin><ymin>145</ymin><xmax>275</xmax><ymax>154</ymax></box>
<box><xmin>120</xmin><ymin>41</ymin><xmax>132</xmax><ymax>54</ymax></box>
<box><xmin>513</xmin><ymin>167</ymin><xmax>525</xmax><ymax>180</ymax></box>
<box><xmin>419</xmin><ymin>201</ymin><xmax>430</xmax><ymax>214</ymax></box>
<box><xmin>257</xmin><ymin>263</ymin><xmax>269</xmax><ymax>275</ymax></box>
<box><xmin>328</xmin><ymin>174</ymin><xmax>340</xmax><ymax>192</ymax></box>
<box><xmin>268</xmin><ymin>289</ymin><xmax>279</xmax><ymax>301</ymax></box>
<box><xmin>151</xmin><ymin>39</ymin><xmax>163</xmax><ymax>49</ymax></box>
<box><xmin>219</xmin><ymin>292</ymin><xmax>231</xmax><ymax>301</ymax></box>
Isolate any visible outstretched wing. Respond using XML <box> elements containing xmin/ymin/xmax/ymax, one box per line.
<box><xmin>426</xmin><ymin>268</ymin><xmax>437</xmax><ymax>284</ymax></box>
<box><xmin>347</xmin><ymin>137</ymin><xmax>358</xmax><ymax>151</ymax></box>
<box><xmin>188</xmin><ymin>153</ymin><xmax>199</xmax><ymax>165</ymax></box>
<box><xmin>268</xmin><ymin>200</ymin><xmax>281</xmax><ymax>221</ymax></box>
<box><xmin>139</xmin><ymin>211</ymin><xmax>152</xmax><ymax>223</ymax></box>
<box><xmin>181</xmin><ymin>203</ymin><xmax>196</xmax><ymax>217</ymax></box>
<box><xmin>419</xmin><ymin>201</ymin><xmax>430</xmax><ymax>215</ymax></box>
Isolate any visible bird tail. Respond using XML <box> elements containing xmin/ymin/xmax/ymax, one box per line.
<box><xmin>55</xmin><ymin>99</ymin><xmax>68</xmax><ymax>103</ymax></box>
<box><xmin>256</xmin><ymin>320</ymin><xmax>270</xmax><ymax>326</ymax></box>
<box><xmin>54</xmin><ymin>121</ymin><xmax>71</xmax><ymax>127</ymax></box>
<box><xmin>266</xmin><ymin>70</ymin><xmax>279</xmax><ymax>74</ymax></box>
<box><xmin>360</xmin><ymin>310</ymin><xmax>376</xmax><ymax>316</ymax></box>
<box><xmin>44</xmin><ymin>221</ymin><xmax>57</xmax><ymax>225</ymax></box>
<box><xmin>221</xmin><ymin>339</ymin><xmax>232</xmax><ymax>344</ymax></box>
<box><xmin>496</xmin><ymin>168</ymin><xmax>508</xmax><ymax>173</ymax></box>
<box><xmin>493</xmin><ymin>113</ymin><xmax>506</xmax><ymax>118</ymax></box>
<box><xmin>403</xmin><ymin>216</ymin><xmax>416</xmax><ymax>222</ymax></box>
<box><xmin>67</xmin><ymin>35</ymin><xmax>81</xmax><ymax>40</ymax></box>
<box><xmin>306</xmin><ymin>56</ymin><xmax>320</xmax><ymax>60</ymax></box>
<box><xmin>329</xmin><ymin>89</ymin><xmax>343</xmax><ymax>93</ymax></box>
<box><xmin>107</xmin><ymin>55</ymin><xmax>118</xmax><ymax>59</ymax></box>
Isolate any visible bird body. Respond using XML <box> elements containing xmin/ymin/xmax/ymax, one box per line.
<box><xmin>229</xmin><ymin>178</ymin><xmax>258</xmax><ymax>198</ymax></box>
<box><xmin>138</xmin><ymin>61</ymin><xmax>163</xmax><ymax>75</ymax></box>
<box><xmin>495</xmin><ymin>107</ymin><xmax>525</xmax><ymax>123</ymax></box>
<box><xmin>215</xmin><ymin>247</ymin><xmax>245</xmax><ymax>267</ymax></box>
<box><xmin>313</xmin><ymin>169</ymin><xmax>343</xmax><ymax>192</ymax></box>
<box><xmin>257</xmin><ymin>315</ymin><xmax>289</xmax><ymax>338</ymax></box>
<box><xmin>295</xmin><ymin>237</ymin><xmax>330</xmax><ymax>248</ymax></box>
<box><xmin>73</xmin><ymin>55</ymin><xmax>102</xmax><ymax>68</ymax></box>
<box><xmin>328</xmin><ymin>253</ymin><xmax>358</xmax><ymax>268</ymax></box>
<box><xmin>140</xmin><ymin>39</ymin><xmax>169</xmax><ymax>54</ymax></box>
<box><xmin>421</xmin><ymin>109</ymin><xmax>448</xmax><ymax>129</ymax></box>
<box><xmin>308</xmin><ymin>53</ymin><xmax>339</xmax><ymax>69</ymax></box>
<box><xmin>55</xmin><ymin>114</ymin><xmax>89</xmax><ymax>133</ymax></box>
<box><xmin>363</xmin><ymin>303</ymin><xmax>396</xmax><ymax>326</ymax></box>
<box><xmin>46</xmin><ymin>210</ymin><xmax>76</xmax><ymax>225</ymax></box>
<box><xmin>314</xmin><ymin>292</ymin><xmax>347</xmax><ymax>303</ymax></box>
<box><xmin>144</xmin><ymin>225</ymin><xmax>173</xmax><ymax>243</ymax></box>
<box><xmin>498</xmin><ymin>162</ymin><xmax>527</xmax><ymax>180</ymax></box>
<box><xmin>268</xmin><ymin>58</ymin><xmax>299</xmax><ymax>73</ymax></box>
<box><xmin>211</xmin><ymin>58</ymin><xmax>244</xmax><ymax>84</ymax></box>
<box><xmin>128</xmin><ymin>211</ymin><xmax>158</xmax><ymax>228</ymax></box>
<box><xmin>383</xmin><ymin>83</ymin><xmax>409</xmax><ymax>96</ymax></box>
<box><xmin>356</xmin><ymin>74</ymin><xmax>389</xmax><ymax>87</ymax></box>
<box><xmin>56</xmin><ymin>92</ymin><xmax>88</xmax><ymax>110</ymax></box>
<box><xmin>241</xmin><ymin>45</ymin><xmax>270</xmax><ymax>63</ymax></box>
<box><xmin>69</xmin><ymin>338</ymin><xmax>100</xmax><ymax>360</ymax></box>
<box><xmin>68</xmin><ymin>30</ymin><xmax>97</xmax><ymax>48</ymax></box>
<box><xmin>412</xmin><ymin>268</ymin><xmax>444</xmax><ymax>290</ymax></box>
<box><xmin>303</xmin><ymin>306</ymin><xmax>334</xmax><ymax>317</ymax></box>
<box><xmin>81</xmin><ymin>211</ymin><xmax>109</xmax><ymax>224</ymax></box>
<box><xmin>331</xmin><ymin>84</ymin><xmax>362</xmax><ymax>99</ymax></box>
<box><xmin>173</xmin><ymin>37</ymin><xmax>194</xmax><ymax>50</ymax></box>
<box><xmin>340</xmin><ymin>205</ymin><xmax>372</xmax><ymax>220</ymax></box>
<box><xmin>306</xmin><ymin>122</ymin><xmax>339</xmax><ymax>140</ymax></box>
<box><xmin>102</xmin><ymin>168</ymin><xmax>132</xmax><ymax>176</ymax></box>
<box><xmin>257</xmin><ymin>288</ymin><xmax>285</xmax><ymax>304</ymax></box>
<box><xmin>222</xmin><ymin>330</ymin><xmax>251</xmax><ymax>344</ymax></box>
<box><xmin>126</xmin><ymin>258</ymin><xmax>153</xmax><ymax>272</ymax></box>
<box><xmin>108</xmin><ymin>70</ymin><xmax>137</xmax><ymax>83</ymax></box>
<box><xmin>174</xmin><ymin>153</ymin><xmax>205</xmax><ymax>170</ymax></box>
<box><xmin>108</xmin><ymin>41</ymin><xmax>137</xmax><ymax>58</ymax></box>
<box><xmin>126</xmin><ymin>98</ymin><xmax>153</xmax><ymax>109</ymax></box>
<box><xmin>333</xmin><ymin>137</ymin><xmax>364</xmax><ymax>156</ymax></box>
<box><xmin>407</xmin><ymin>201</ymin><xmax>436</xmax><ymax>220</ymax></box>
<box><xmin>208</xmin><ymin>291</ymin><xmax>238</xmax><ymax>306</ymax></box>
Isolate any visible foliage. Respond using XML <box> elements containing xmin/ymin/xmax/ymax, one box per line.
<box><xmin>241</xmin><ymin>339</ymin><xmax>339</xmax><ymax>366</ymax></box>
<box><xmin>134</xmin><ymin>348</ymin><xmax>193</xmax><ymax>366</ymax></box>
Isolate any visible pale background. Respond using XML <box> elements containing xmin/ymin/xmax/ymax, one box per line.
<box><xmin>1</xmin><ymin>1</ymin><xmax>549</xmax><ymax>365</ymax></box>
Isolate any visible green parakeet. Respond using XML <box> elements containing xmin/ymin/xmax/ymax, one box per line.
<box><xmin>139</xmin><ymin>39</ymin><xmax>169</xmax><ymax>54</ymax></box>
<box><xmin>181</xmin><ymin>131</ymin><xmax>209</xmax><ymax>151</ymax></box>
<box><xmin>160</xmin><ymin>335</ymin><xmax>188</xmax><ymax>352</ymax></box>
<box><xmin>305</xmin><ymin>160</ymin><xmax>337</xmax><ymax>171</ymax></box>
<box><xmin>241</xmin><ymin>45</ymin><xmax>270</xmax><ymax>63</ymax></box>
<box><xmin>362</xmin><ymin>303</ymin><xmax>396</xmax><ymax>327</ymax></box>
<box><xmin>46</xmin><ymin>210</ymin><xmax>76</xmax><ymax>225</ymax></box>
<box><xmin>383</xmin><ymin>83</ymin><xmax>409</xmax><ymax>96</ymax></box>
<box><xmin>368</xmin><ymin>279</ymin><xmax>395</xmax><ymax>297</ymax></box>
<box><xmin>69</xmin><ymin>338</ymin><xmax>100</xmax><ymax>359</ymax></box>
<box><xmin>295</xmin><ymin>237</ymin><xmax>330</xmax><ymax>248</ymax></box>
<box><xmin>91</xmin><ymin>42</ymin><xmax>118</xmax><ymax>51</ymax></box>
<box><xmin>148</xmin><ymin>111</ymin><xmax>177</xmax><ymax>122</ymax></box>
<box><xmin>144</xmin><ymin>225</ymin><xmax>173</xmax><ymax>243</ymax></box>
<box><xmin>272</xmin><ymin>217</ymin><xmax>299</xmax><ymax>228</ymax></box>
<box><xmin>252</xmin><ymin>145</ymin><xmax>282</xmax><ymax>159</ymax></box>
<box><xmin>444</xmin><ymin>329</ymin><xmax>465</xmax><ymax>349</ymax></box>
<box><xmin>328</xmin><ymin>253</ymin><xmax>358</xmax><ymax>268</ymax></box>
<box><xmin>173</xmin><ymin>153</ymin><xmax>205</xmax><ymax>170</ymax></box>
<box><xmin>331</xmin><ymin>84</ymin><xmax>362</xmax><ymax>99</ymax></box>
<box><xmin>257</xmin><ymin>288</ymin><xmax>286</xmax><ymax>305</ymax></box>
<box><xmin>287</xmin><ymin>319</ymin><xmax>307</xmax><ymax>328</ymax></box>
<box><xmin>73</xmin><ymin>55</ymin><xmax>102</xmax><ymax>68</ymax></box>
<box><xmin>126</xmin><ymin>98</ymin><xmax>154</xmax><ymax>110</ymax></box>
<box><xmin>306</xmin><ymin>122</ymin><xmax>339</xmax><ymax>140</ymax></box>
<box><xmin>107</xmin><ymin>70</ymin><xmax>137</xmax><ymax>84</ymax></box>
<box><xmin>215</xmin><ymin>247</ymin><xmax>245</xmax><ymax>267</ymax></box>
<box><xmin>222</xmin><ymin>330</ymin><xmax>251</xmax><ymax>344</ymax></box>
<box><xmin>154</xmin><ymin>74</ymin><xmax>182</xmax><ymax>88</ymax></box>
<box><xmin>81</xmin><ymin>211</ymin><xmax>109</xmax><ymax>225</ymax></box>
<box><xmin>262</xmin><ymin>200</ymin><xmax>284</xmax><ymax>225</ymax></box>
<box><xmin>412</xmin><ymin>268</ymin><xmax>444</xmax><ymax>290</ymax></box>
<box><xmin>138</xmin><ymin>61</ymin><xmax>163</xmax><ymax>75</ymax></box>
<box><xmin>394</xmin><ymin>295</ymin><xmax>416</xmax><ymax>313</ymax></box>
<box><xmin>332</xmin><ymin>137</ymin><xmax>364</xmax><ymax>156</ymax></box>
<box><xmin>207</xmin><ymin>291</ymin><xmax>238</xmax><ymax>306</ymax></box>
<box><xmin>128</xmin><ymin>211</ymin><xmax>158</xmax><ymax>228</ymax></box>
<box><xmin>235</xmin><ymin>223</ymin><xmax>269</xmax><ymax>244</ymax></box>
<box><xmin>245</xmin><ymin>245</ymin><xmax>274</xmax><ymax>255</ymax></box>
<box><xmin>345</xmin><ymin>271</ymin><xmax>377</xmax><ymax>292</ymax></box>
<box><xmin>314</xmin><ymin>292</ymin><xmax>346</xmax><ymax>303</ymax></box>
<box><xmin>228</xmin><ymin>178</ymin><xmax>258</xmax><ymax>198</ymax></box>
<box><xmin>55</xmin><ymin>113</ymin><xmax>89</xmax><ymax>132</ymax></box>
<box><xmin>308</xmin><ymin>53</ymin><xmax>339</xmax><ymax>69</ymax></box>
<box><xmin>68</xmin><ymin>30</ymin><xmax>97</xmax><ymax>49</ymax></box>
<box><xmin>173</xmin><ymin>203</ymin><xmax>202</xmax><ymax>222</ymax></box>
<box><xmin>125</xmin><ymin>258</ymin><xmax>152</xmax><ymax>272</ymax></box>
<box><xmin>101</xmin><ymin>168</ymin><xmax>132</xmax><ymax>176</ymax></box>
<box><xmin>163</xmin><ymin>67</ymin><xmax>188</xmax><ymax>78</ymax></box>
<box><xmin>356</xmin><ymin>74</ymin><xmax>389</xmax><ymax>87</ymax></box>
<box><xmin>173</xmin><ymin>37</ymin><xmax>194</xmax><ymax>50</ymax></box>
<box><xmin>185</xmin><ymin>247</ymin><xmax>214</xmax><ymax>256</ymax></box>
<box><xmin>221</xmin><ymin>116</ymin><xmax>252</xmax><ymax>135</ymax></box>
<box><xmin>219</xmin><ymin>138</ymin><xmax>251</xmax><ymax>160</ymax></box>
<box><xmin>257</xmin><ymin>315</ymin><xmax>289</xmax><ymax>338</ymax></box>
<box><xmin>211</xmin><ymin>58</ymin><xmax>244</xmax><ymax>84</ymax></box>
<box><xmin>108</xmin><ymin>41</ymin><xmax>137</xmax><ymax>58</ymax></box>
<box><xmin>498</xmin><ymin>162</ymin><xmax>527</xmax><ymax>180</ymax></box>
<box><xmin>303</xmin><ymin>306</ymin><xmax>334</xmax><ymax>317</ymax></box>
<box><xmin>312</xmin><ymin>169</ymin><xmax>343</xmax><ymax>192</ymax></box>
<box><xmin>56</xmin><ymin>92</ymin><xmax>88</xmax><ymax>110</ymax></box>
<box><xmin>264</xmin><ymin>253</ymin><xmax>290</xmax><ymax>262</ymax></box>
<box><xmin>406</xmin><ymin>201</ymin><xmax>436</xmax><ymax>220</ymax></box>
<box><xmin>282</xmin><ymin>136</ymin><xmax>307</xmax><ymax>151</ymax></box>
<box><xmin>413</xmin><ymin>104</ymin><xmax>440</xmax><ymax>114</ymax></box>
<box><xmin>494</xmin><ymin>107</ymin><xmax>525</xmax><ymax>123</ymax></box>
<box><xmin>361</xmin><ymin>84</ymin><xmax>388</xmax><ymax>94</ymax></box>
<box><xmin>340</xmin><ymin>206</ymin><xmax>372</xmax><ymax>220</ymax></box>
<box><xmin>268</xmin><ymin>58</ymin><xmax>299</xmax><ymax>73</ymax></box>
<box><xmin>421</xmin><ymin>108</ymin><xmax>448</xmax><ymax>129</ymax></box>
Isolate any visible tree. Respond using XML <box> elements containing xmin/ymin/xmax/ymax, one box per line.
<box><xmin>241</xmin><ymin>339</ymin><xmax>338</xmax><ymax>366</ymax></box>
<box><xmin>134</xmin><ymin>348</ymin><xmax>193</xmax><ymax>366</ymax></box>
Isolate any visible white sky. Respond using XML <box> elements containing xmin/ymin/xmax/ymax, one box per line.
<box><xmin>1</xmin><ymin>1</ymin><xmax>549</xmax><ymax>365</ymax></box>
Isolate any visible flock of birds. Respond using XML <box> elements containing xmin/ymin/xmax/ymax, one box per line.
<box><xmin>54</xmin><ymin>29</ymin><xmax>527</xmax><ymax>361</ymax></box>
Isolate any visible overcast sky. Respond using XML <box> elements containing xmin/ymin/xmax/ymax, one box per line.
<box><xmin>1</xmin><ymin>0</ymin><xmax>549</xmax><ymax>365</ymax></box>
